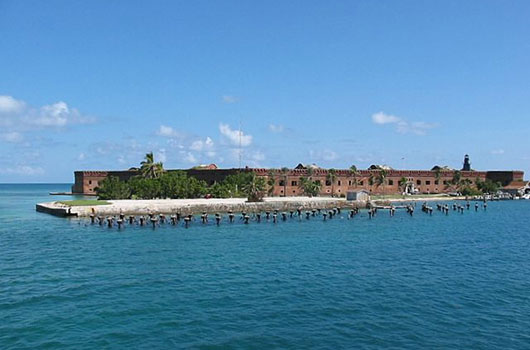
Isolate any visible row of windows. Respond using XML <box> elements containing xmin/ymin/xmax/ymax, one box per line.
<box><xmin>275</xmin><ymin>178</ymin><xmax>470</xmax><ymax>187</ymax></box>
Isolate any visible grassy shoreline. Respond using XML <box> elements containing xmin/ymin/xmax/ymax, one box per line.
<box><xmin>57</xmin><ymin>200</ymin><xmax>110</xmax><ymax>206</ymax></box>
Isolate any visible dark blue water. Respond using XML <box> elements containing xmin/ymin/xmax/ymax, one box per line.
<box><xmin>1</xmin><ymin>184</ymin><xmax>530</xmax><ymax>349</ymax></box>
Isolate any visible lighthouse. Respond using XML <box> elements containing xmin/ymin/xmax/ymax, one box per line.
<box><xmin>462</xmin><ymin>154</ymin><xmax>471</xmax><ymax>171</ymax></box>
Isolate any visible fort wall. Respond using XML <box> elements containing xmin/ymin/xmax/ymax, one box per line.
<box><xmin>72</xmin><ymin>167</ymin><xmax>522</xmax><ymax>197</ymax></box>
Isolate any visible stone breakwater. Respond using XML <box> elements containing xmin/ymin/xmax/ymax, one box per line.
<box><xmin>37</xmin><ymin>197</ymin><xmax>368</xmax><ymax>217</ymax></box>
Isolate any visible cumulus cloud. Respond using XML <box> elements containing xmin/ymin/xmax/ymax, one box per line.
<box><xmin>35</xmin><ymin>101</ymin><xmax>82</xmax><ymax>126</ymax></box>
<box><xmin>190</xmin><ymin>136</ymin><xmax>214</xmax><ymax>151</ymax></box>
<box><xmin>268</xmin><ymin>124</ymin><xmax>284</xmax><ymax>133</ymax></box>
<box><xmin>183</xmin><ymin>152</ymin><xmax>197</xmax><ymax>163</ymax></box>
<box><xmin>219</xmin><ymin>123</ymin><xmax>252</xmax><ymax>147</ymax></box>
<box><xmin>371</xmin><ymin>111</ymin><xmax>437</xmax><ymax>135</ymax></box>
<box><xmin>154</xmin><ymin>126</ymin><xmax>219</xmax><ymax>164</ymax></box>
<box><xmin>157</xmin><ymin>125</ymin><xmax>181</xmax><ymax>138</ymax></box>
<box><xmin>0</xmin><ymin>96</ymin><xmax>26</xmax><ymax>114</ymax></box>
<box><xmin>222</xmin><ymin>95</ymin><xmax>239</xmax><ymax>104</ymax></box>
<box><xmin>372</xmin><ymin>112</ymin><xmax>401</xmax><ymax>125</ymax></box>
<box><xmin>0</xmin><ymin>95</ymin><xmax>95</xmax><ymax>131</ymax></box>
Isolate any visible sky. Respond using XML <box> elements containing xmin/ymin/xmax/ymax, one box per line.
<box><xmin>0</xmin><ymin>0</ymin><xmax>529</xmax><ymax>182</ymax></box>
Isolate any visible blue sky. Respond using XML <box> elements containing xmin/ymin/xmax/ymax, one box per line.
<box><xmin>0</xmin><ymin>0</ymin><xmax>529</xmax><ymax>182</ymax></box>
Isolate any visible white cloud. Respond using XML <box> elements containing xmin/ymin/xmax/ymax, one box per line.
<box><xmin>372</xmin><ymin>112</ymin><xmax>401</xmax><ymax>124</ymax></box>
<box><xmin>309</xmin><ymin>149</ymin><xmax>338</xmax><ymax>162</ymax></box>
<box><xmin>0</xmin><ymin>96</ymin><xmax>25</xmax><ymax>114</ymax></box>
<box><xmin>117</xmin><ymin>156</ymin><xmax>126</xmax><ymax>165</ymax></box>
<box><xmin>78</xmin><ymin>153</ymin><xmax>86</xmax><ymax>161</ymax></box>
<box><xmin>250</xmin><ymin>150</ymin><xmax>265</xmax><ymax>161</ymax></box>
<box><xmin>0</xmin><ymin>95</ymin><xmax>95</xmax><ymax>130</ymax></box>
<box><xmin>0</xmin><ymin>131</ymin><xmax>23</xmax><ymax>143</ymax></box>
<box><xmin>190</xmin><ymin>136</ymin><xmax>214</xmax><ymax>151</ymax></box>
<box><xmin>222</xmin><ymin>95</ymin><xmax>239</xmax><ymax>104</ymax></box>
<box><xmin>156</xmin><ymin>148</ymin><xmax>167</xmax><ymax>163</ymax></box>
<box><xmin>491</xmin><ymin>149</ymin><xmax>505</xmax><ymax>155</ymax></box>
<box><xmin>157</xmin><ymin>125</ymin><xmax>181</xmax><ymax>138</ymax></box>
<box><xmin>0</xmin><ymin>165</ymin><xmax>44</xmax><ymax>176</ymax></box>
<box><xmin>36</xmin><ymin>102</ymin><xmax>69</xmax><ymax>126</ymax></box>
<box><xmin>219</xmin><ymin>123</ymin><xmax>252</xmax><ymax>147</ymax></box>
<box><xmin>183</xmin><ymin>152</ymin><xmax>197</xmax><ymax>163</ymax></box>
<box><xmin>268</xmin><ymin>124</ymin><xmax>284</xmax><ymax>133</ymax></box>
<box><xmin>397</xmin><ymin>121</ymin><xmax>437</xmax><ymax>135</ymax></box>
<box><xmin>89</xmin><ymin>139</ymin><xmax>148</xmax><ymax>166</ymax></box>
<box><xmin>371</xmin><ymin>111</ymin><xmax>438</xmax><ymax>135</ymax></box>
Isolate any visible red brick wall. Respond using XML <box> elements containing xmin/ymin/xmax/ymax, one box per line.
<box><xmin>72</xmin><ymin>167</ymin><xmax>522</xmax><ymax>196</ymax></box>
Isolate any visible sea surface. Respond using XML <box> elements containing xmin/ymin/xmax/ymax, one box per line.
<box><xmin>1</xmin><ymin>184</ymin><xmax>530</xmax><ymax>349</ymax></box>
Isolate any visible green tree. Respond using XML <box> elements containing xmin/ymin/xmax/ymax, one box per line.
<box><xmin>299</xmin><ymin>176</ymin><xmax>321</xmax><ymax>197</ymax></box>
<box><xmin>306</xmin><ymin>166</ymin><xmax>314</xmax><ymax>179</ymax></box>
<box><xmin>280</xmin><ymin>167</ymin><xmax>289</xmax><ymax>197</ymax></box>
<box><xmin>128</xmin><ymin>176</ymin><xmax>162</xmax><ymax>199</ymax></box>
<box><xmin>267</xmin><ymin>170</ymin><xmax>276</xmax><ymax>197</ymax></box>
<box><xmin>476</xmin><ymin>179</ymin><xmax>501</xmax><ymax>194</ymax></box>
<box><xmin>243</xmin><ymin>173</ymin><xmax>266</xmax><ymax>202</ymax></box>
<box><xmin>433</xmin><ymin>168</ymin><xmax>442</xmax><ymax>182</ymax></box>
<box><xmin>217</xmin><ymin>172</ymin><xmax>255</xmax><ymax>198</ymax></box>
<box><xmin>326</xmin><ymin>168</ymin><xmax>337</xmax><ymax>197</ymax></box>
<box><xmin>208</xmin><ymin>182</ymin><xmax>228</xmax><ymax>198</ymax></box>
<box><xmin>96</xmin><ymin>176</ymin><xmax>131</xmax><ymax>200</ymax></box>
<box><xmin>157</xmin><ymin>172</ymin><xmax>207</xmax><ymax>199</ymax></box>
<box><xmin>398</xmin><ymin>177</ymin><xmax>408</xmax><ymax>194</ymax></box>
<box><xmin>140</xmin><ymin>152</ymin><xmax>164</xmax><ymax>179</ymax></box>
<box><xmin>368</xmin><ymin>173</ymin><xmax>375</xmax><ymax>192</ymax></box>
<box><xmin>349</xmin><ymin>165</ymin><xmax>359</xmax><ymax>187</ymax></box>
<box><xmin>451</xmin><ymin>170</ymin><xmax>462</xmax><ymax>186</ymax></box>
<box><xmin>376</xmin><ymin>169</ymin><xmax>388</xmax><ymax>195</ymax></box>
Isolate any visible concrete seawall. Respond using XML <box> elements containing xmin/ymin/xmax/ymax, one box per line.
<box><xmin>37</xmin><ymin>197</ymin><xmax>369</xmax><ymax>217</ymax></box>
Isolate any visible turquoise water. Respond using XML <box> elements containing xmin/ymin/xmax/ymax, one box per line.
<box><xmin>1</xmin><ymin>184</ymin><xmax>530</xmax><ymax>349</ymax></box>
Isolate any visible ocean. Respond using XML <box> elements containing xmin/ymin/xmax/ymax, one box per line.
<box><xmin>1</xmin><ymin>184</ymin><xmax>530</xmax><ymax>349</ymax></box>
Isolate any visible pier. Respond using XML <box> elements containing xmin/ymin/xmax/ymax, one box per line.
<box><xmin>71</xmin><ymin>198</ymin><xmax>492</xmax><ymax>231</ymax></box>
<box><xmin>36</xmin><ymin>197</ymin><xmax>365</xmax><ymax>218</ymax></box>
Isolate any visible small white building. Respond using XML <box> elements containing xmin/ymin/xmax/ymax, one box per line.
<box><xmin>347</xmin><ymin>190</ymin><xmax>370</xmax><ymax>201</ymax></box>
<box><xmin>501</xmin><ymin>181</ymin><xmax>530</xmax><ymax>197</ymax></box>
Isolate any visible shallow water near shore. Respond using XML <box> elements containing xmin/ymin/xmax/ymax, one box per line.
<box><xmin>1</xmin><ymin>184</ymin><xmax>530</xmax><ymax>349</ymax></box>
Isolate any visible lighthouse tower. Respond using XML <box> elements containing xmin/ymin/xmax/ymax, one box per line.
<box><xmin>462</xmin><ymin>154</ymin><xmax>471</xmax><ymax>171</ymax></box>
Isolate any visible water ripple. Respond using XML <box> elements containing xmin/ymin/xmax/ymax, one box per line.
<box><xmin>1</xmin><ymin>185</ymin><xmax>530</xmax><ymax>349</ymax></box>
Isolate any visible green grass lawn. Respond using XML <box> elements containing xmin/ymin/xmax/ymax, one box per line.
<box><xmin>57</xmin><ymin>200</ymin><xmax>111</xmax><ymax>206</ymax></box>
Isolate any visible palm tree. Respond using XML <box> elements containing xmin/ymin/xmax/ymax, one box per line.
<box><xmin>349</xmin><ymin>165</ymin><xmax>359</xmax><ymax>187</ymax></box>
<box><xmin>299</xmin><ymin>176</ymin><xmax>320</xmax><ymax>197</ymax></box>
<box><xmin>243</xmin><ymin>173</ymin><xmax>266</xmax><ymax>202</ymax></box>
<box><xmin>376</xmin><ymin>169</ymin><xmax>388</xmax><ymax>196</ymax></box>
<box><xmin>451</xmin><ymin>170</ymin><xmax>462</xmax><ymax>191</ymax></box>
<box><xmin>368</xmin><ymin>173</ymin><xmax>375</xmax><ymax>193</ymax></box>
<box><xmin>280</xmin><ymin>167</ymin><xmax>289</xmax><ymax>197</ymax></box>
<box><xmin>434</xmin><ymin>167</ymin><xmax>442</xmax><ymax>183</ymax></box>
<box><xmin>267</xmin><ymin>170</ymin><xmax>276</xmax><ymax>197</ymax></box>
<box><xmin>306</xmin><ymin>166</ymin><xmax>314</xmax><ymax>179</ymax></box>
<box><xmin>398</xmin><ymin>177</ymin><xmax>408</xmax><ymax>194</ymax></box>
<box><xmin>327</xmin><ymin>168</ymin><xmax>337</xmax><ymax>197</ymax></box>
<box><xmin>140</xmin><ymin>152</ymin><xmax>164</xmax><ymax>179</ymax></box>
